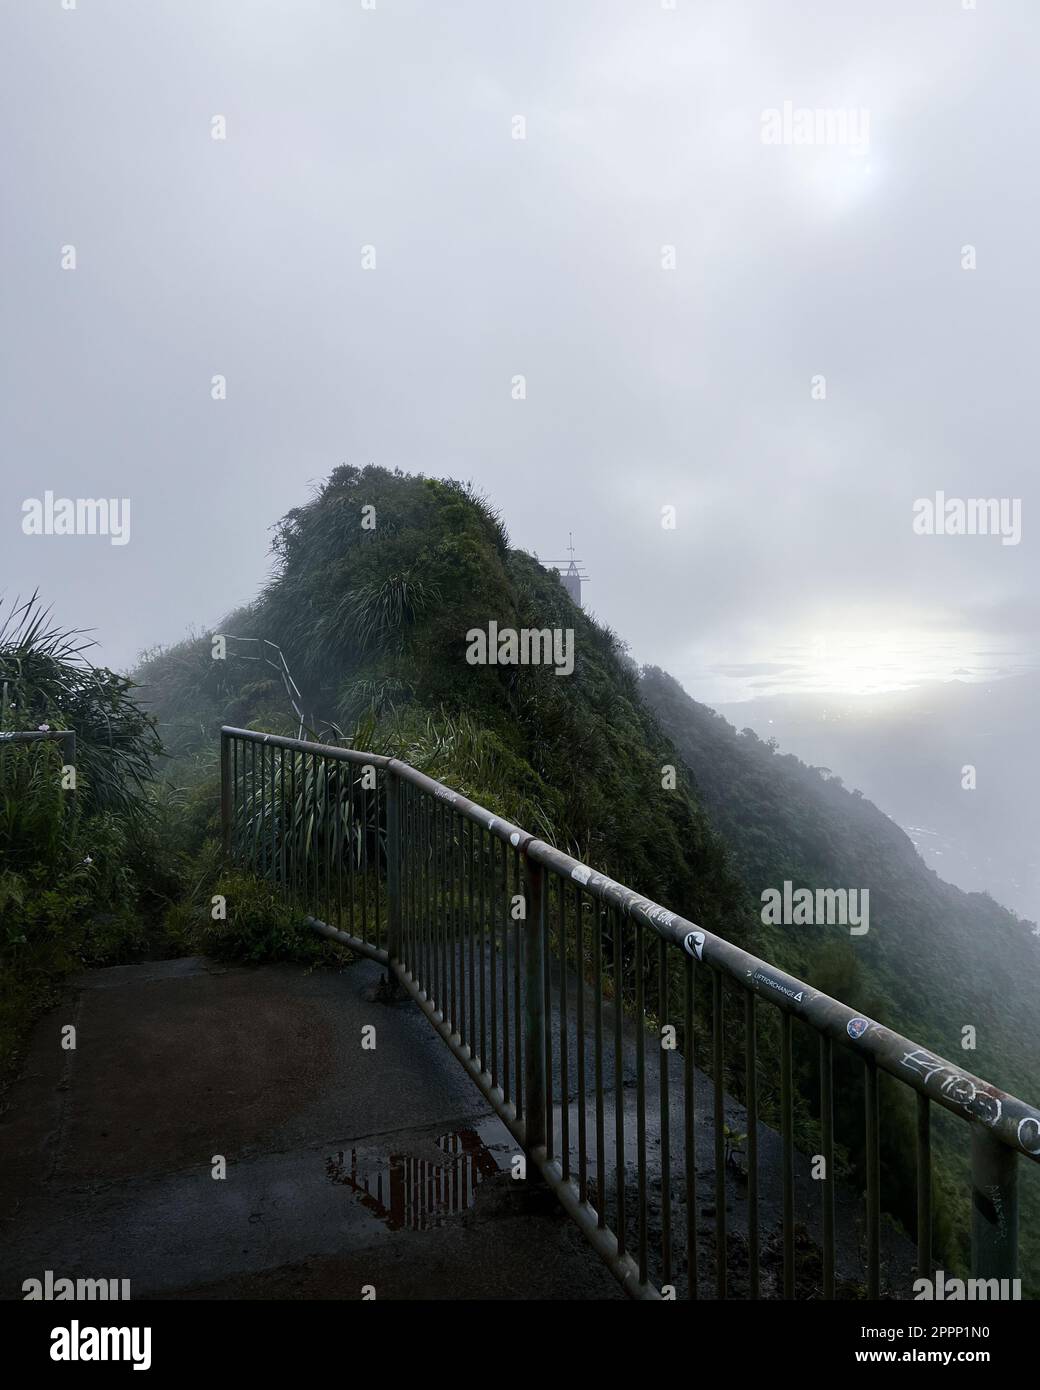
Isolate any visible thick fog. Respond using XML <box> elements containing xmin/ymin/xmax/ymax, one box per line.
<box><xmin>2</xmin><ymin>0</ymin><xmax>1035</xmax><ymax>706</ymax></box>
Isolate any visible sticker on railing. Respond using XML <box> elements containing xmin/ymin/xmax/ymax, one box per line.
<box><xmin>847</xmin><ymin>1017</ymin><xmax>870</xmax><ymax>1040</ymax></box>
<box><xmin>509</xmin><ymin>832</ymin><xmax>520</xmax><ymax>847</ymax></box>
<box><xmin>487</xmin><ymin>815</ymin><xmax>497</xmax><ymax>831</ymax></box>
<box><xmin>571</xmin><ymin>866</ymin><xmax>592</xmax><ymax>885</ymax></box>
<box><xmin>435</xmin><ymin>787</ymin><xmax>458</xmax><ymax>804</ymax></box>
<box><xmin>683</xmin><ymin>930</ymin><xmax>705</xmax><ymax>960</ymax></box>
<box><xmin>746</xmin><ymin>967</ymin><xmax>806</xmax><ymax>1004</ymax></box>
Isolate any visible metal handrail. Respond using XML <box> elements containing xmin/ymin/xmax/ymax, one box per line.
<box><xmin>220</xmin><ymin>724</ymin><xmax>1040</xmax><ymax>1300</ymax></box>
<box><xmin>0</xmin><ymin>729</ymin><xmax>77</xmax><ymax>759</ymax></box>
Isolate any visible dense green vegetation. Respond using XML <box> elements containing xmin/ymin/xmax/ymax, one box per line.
<box><xmin>0</xmin><ymin>596</ymin><xmax>328</xmax><ymax>1087</ymax></box>
<box><xmin>0</xmin><ymin>596</ymin><xmax>176</xmax><ymax>1085</ymax></box>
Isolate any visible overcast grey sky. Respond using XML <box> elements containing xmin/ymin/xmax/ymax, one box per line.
<box><xmin>2</xmin><ymin>0</ymin><xmax>1036</xmax><ymax>704</ymax></box>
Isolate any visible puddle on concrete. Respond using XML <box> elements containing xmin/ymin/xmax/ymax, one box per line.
<box><xmin>326</xmin><ymin>1128</ymin><xmax>503</xmax><ymax>1231</ymax></box>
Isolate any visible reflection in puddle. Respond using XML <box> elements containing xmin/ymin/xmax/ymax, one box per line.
<box><xmin>326</xmin><ymin>1129</ymin><xmax>502</xmax><ymax>1231</ymax></box>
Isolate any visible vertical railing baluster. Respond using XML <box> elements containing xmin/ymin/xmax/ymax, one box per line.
<box><xmin>255</xmin><ymin>733</ymin><xmax>264</xmax><ymax>872</ymax></box>
<box><xmin>436</xmin><ymin>803</ymin><xmax>445</xmax><ymax>1016</ymax></box>
<box><xmin>232</xmin><ymin>736</ymin><xmax>239</xmax><ymax>860</ymax></box>
<box><xmin>458</xmin><ymin>814</ymin><xmax>465</xmax><ymax>1041</ymax></box>
<box><xmin>970</xmin><ymin>1126</ymin><xmax>1018</xmax><ymax>1283</ymax></box>
<box><xmin>479</xmin><ymin>824</ymin><xmax>487</xmax><ymax>1068</ymax></box>
<box><xmin>347</xmin><ymin>765</ymin><xmax>356</xmax><ymax>937</ymax></box>
<box><xmin>513</xmin><ymin>846</ymin><xmax>523</xmax><ymax>1122</ymax></box>
<box><xmin>593</xmin><ymin>906</ymin><xmax>605</xmax><ymax>1223</ymax></box>
<box><xmin>576</xmin><ymin>886</ymin><xmax>588</xmax><ymax>1205</ymax></box>
<box><xmin>323</xmin><ymin>755</ymin><xmax>331</xmax><ymax>923</ymax></box>
<box><xmin>744</xmin><ymin>991</ymin><xmax>759</xmax><ymax>1299</ymax></box>
<box><xmin>360</xmin><ymin>765</ymin><xmax>369</xmax><ymax>946</ymax></box>
<box><xmin>249</xmin><ymin>741</ymin><xmax>257</xmax><ymax>870</ymax></box>
<box><xmin>714</xmin><ymin>970</ymin><xmax>727</xmax><ymax>1299</ymax></box>
<box><xmin>684</xmin><ymin>953</ymin><xmax>697</xmax><ymax>1300</ymax></box>
<box><xmin>468</xmin><ymin>820</ymin><xmax>476</xmax><ymax>1059</ymax></box>
<box><xmin>271</xmin><ymin>744</ymin><xmax>278</xmax><ymax>886</ymax></box>
<box><xmin>820</xmin><ymin>1032</ymin><xmax>834</xmax><ymax>1300</ymax></box>
<box><xmin>254</xmin><ymin>741</ymin><xmax>262</xmax><ymax>870</ymax></box>
<box><xmin>419</xmin><ymin>789</ymin><xmax>428</xmax><ymax>995</ymax></box>
<box><xmin>636</xmin><ymin>919</ymin><xmax>647</xmax><ymax>1286</ymax></box>
<box><xmin>430</xmin><ymin>801</ymin><xmax>438</xmax><ymax>1007</ymax></box>
<box><xmin>559</xmin><ymin>875</ymin><xmax>569</xmax><ymax>1180</ymax></box>
<box><xmin>865</xmin><ymin>1055</ymin><xmax>880</xmax><ymax>1298</ymax></box>
<box><xmin>501</xmin><ymin>836</ymin><xmax>511</xmax><ymax>1107</ymax></box>
<box><xmin>220</xmin><ymin>731</ymin><xmax>231</xmax><ymax>858</ymax></box>
<box><xmin>310</xmin><ymin>753</ymin><xmax>319</xmax><ymax>919</ymax></box>
<box><xmin>289</xmin><ymin>751</ymin><xmax>296</xmax><ymax>903</ymax></box>
<box><xmin>490</xmin><ymin>835</ymin><xmax>498</xmax><ymax>1093</ymax></box>
<box><xmin>658</xmin><ymin>935</ymin><xmax>671</xmax><ymax>1289</ymax></box>
<box><xmin>374</xmin><ymin>768</ymin><xmax>381</xmax><ymax>947</ymax></box>
<box><xmin>386</xmin><ymin>769</ymin><xmax>401</xmax><ymax>973</ymax></box>
<box><xmin>444</xmin><ymin>803</ymin><xmax>452</xmax><ymax>1024</ymax></box>
<box><xmin>335</xmin><ymin>763</ymin><xmax>343</xmax><ymax>929</ymax></box>
<box><xmin>449</xmin><ymin>806</ymin><xmax>456</xmax><ymax>1028</ymax></box>
<box><xmin>279</xmin><ymin>748</ymin><xmax>286</xmax><ymax>890</ymax></box>
<box><xmin>781</xmin><ymin>1011</ymin><xmax>794</xmax><ymax>1299</ymax></box>
<box><xmin>613</xmin><ymin>909</ymin><xmax>626</xmax><ymax>1259</ymax></box>
<box><xmin>917</xmin><ymin>1093</ymin><xmax>932</xmax><ymax>1282</ymax></box>
<box><xmin>543</xmin><ymin>874</ymin><xmax>555</xmax><ymax>1163</ymax></box>
<box><xmin>523</xmin><ymin>853</ymin><xmax>547</xmax><ymax>1164</ymax></box>
<box><xmin>407</xmin><ymin>783</ymin><xmax>416</xmax><ymax>971</ymax></box>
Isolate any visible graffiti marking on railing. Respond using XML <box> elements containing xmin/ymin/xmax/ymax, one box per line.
<box><xmin>899</xmin><ymin>1049</ymin><xmax>1003</xmax><ymax>1128</ymax></box>
<box><xmin>642</xmin><ymin>904</ymin><xmax>676</xmax><ymax>929</ymax></box>
<box><xmin>1018</xmin><ymin>1116</ymin><xmax>1040</xmax><ymax>1154</ymax></box>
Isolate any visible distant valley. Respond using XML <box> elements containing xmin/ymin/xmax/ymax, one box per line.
<box><xmin>715</xmin><ymin>673</ymin><xmax>1040</xmax><ymax>929</ymax></box>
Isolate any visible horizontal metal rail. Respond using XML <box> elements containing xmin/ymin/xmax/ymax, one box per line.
<box><xmin>221</xmin><ymin>725</ymin><xmax>1040</xmax><ymax>1299</ymax></box>
<box><xmin>0</xmin><ymin>729</ymin><xmax>77</xmax><ymax>759</ymax></box>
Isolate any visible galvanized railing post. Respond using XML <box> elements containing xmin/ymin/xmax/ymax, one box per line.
<box><xmin>386</xmin><ymin>768</ymin><xmax>402</xmax><ymax>967</ymax></box>
<box><xmin>970</xmin><ymin>1127</ymin><xmax>1018</xmax><ymax>1283</ymax></box>
<box><xmin>220</xmin><ymin>730</ymin><xmax>232</xmax><ymax>859</ymax></box>
<box><xmin>523</xmin><ymin>854</ymin><xmax>547</xmax><ymax>1163</ymax></box>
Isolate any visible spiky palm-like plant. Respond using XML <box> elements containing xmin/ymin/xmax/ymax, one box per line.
<box><xmin>333</xmin><ymin>572</ymin><xmax>441</xmax><ymax>654</ymax></box>
<box><xmin>0</xmin><ymin>593</ymin><xmax>160</xmax><ymax>821</ymax></box>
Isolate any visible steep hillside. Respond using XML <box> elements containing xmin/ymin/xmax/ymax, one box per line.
<box><xmin>137</xmin><ymin>465</ymin><xmax>753</xmax><ymax>948</ymax></box>
<box><xmin>641</xmin><ymin>666</ymin><xmax>1040</xmax><ymax>1103</ymax></box>
<box><xmin>715</xmin><ymin>678</ymin><xmax>1040</xmax><ymax>928</ymax></box>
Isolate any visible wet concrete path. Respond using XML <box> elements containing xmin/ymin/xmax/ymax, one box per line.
<box><xmin>0</xmin><ymin>956</ymin><xmax>621</xmax><ymax>1300</ymax></box>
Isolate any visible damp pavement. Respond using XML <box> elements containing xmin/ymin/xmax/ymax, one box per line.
<box><xmin>0</xmin><ymin>956</ymin><xmax>622</xmax><ymax>1300</ymax></box>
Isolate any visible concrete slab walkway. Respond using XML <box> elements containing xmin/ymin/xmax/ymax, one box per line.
<box><xmin>0</xmin><ymin>956</ymin><xmax>621</xmax><ymax>1300</ymax></box>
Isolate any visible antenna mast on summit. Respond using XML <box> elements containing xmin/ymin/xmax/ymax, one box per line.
<box><xmin>542</xmin><ymin>534</ymin><xmax>589</xmax><ymax>608</ymax></box>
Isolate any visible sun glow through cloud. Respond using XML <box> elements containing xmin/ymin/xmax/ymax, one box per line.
<box><xmin>677</xmin><ymin>622</ymin><xmax>1038</xmax><ymax>706</ymax></box>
